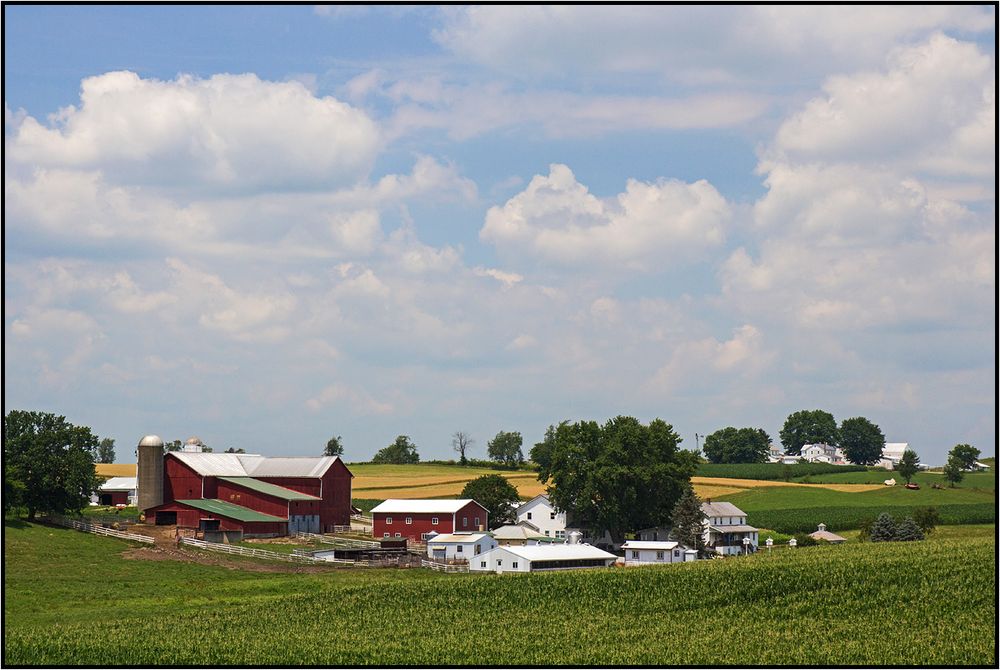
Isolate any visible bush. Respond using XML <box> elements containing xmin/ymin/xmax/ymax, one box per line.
<box><xmin>869</xmin><ymin>513</ymin><xmax>897</xmax><ymax>542</ymax></box>
<box><xmin>792</xmin><ymin>533</ymin><xmax>818</xmax><ymax>547</ymax></box>
<box><xmin>912</xmin><ymin>506</ymin><xmax>940</xmax><ymax>535</ymax></box>
<box><xmin>894</xmin><ymin>517</ymin><xmax>925</xmax><ymax>542</ymax></box>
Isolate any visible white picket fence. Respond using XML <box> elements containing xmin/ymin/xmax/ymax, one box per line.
<box><xmin>47</xmin><ymin>515</ymin><xmax>154</xmax><ymax>544</ymax></box>
<box><xmin>421</xmin><ymin>559</ymin><xmax>469</xmax><ymax>573</ymax></box>
<box><xmin>294</xmin><ymin>531</ymin><xmax>379</xmax><ymax>549</ymax></box>
<box><xmin>179</xmin><ymin>537</ymin><xmax>350</xmax><ymax>564</ymax></box>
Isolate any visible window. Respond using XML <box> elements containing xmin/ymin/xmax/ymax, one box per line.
<box><xmin>475</xmin><ymin>544</ymin><xmax>481</xmax><ymax>554</ymax></box>
<box><xmin>631</xmin><ymin>550</ymin><xmax>640</xmax><ymax>559</ymax></box>
<box><xmin>556</xmin><ymin>530</ymin><xmax>565</xmax><ymax>539</ymax></box>
<box><xmin>394</xmin><ymin>532</ymin><xmax>401</xmax><ymax>538</ymax></box>
<box><xmin>421</xmin><ymin>533</ymin><xmax>430</xmax><ymax>540</ymax></box>
<box><xmin>383</xmin><ymin>533</ymin><xmax>390</xmax><ymax>538</ymax></box>
<box><xmin>457</xmin><ymin>545</ymin><xmax>463</xmax><ymax>553</ymax></box>
<box><xmin>673</xmin><ymin>550</ymin><xmax>680</xmax><ymax>557</ymax></box>
<box><xmin>480</xmin><ymin>561</ymin><xmax>487</xmax><ymax>568</ymax></box>
<box><xmin>405</xmin><ymin>517</ymin><xmax>412</xmax><ymax>525</ymax></box>
<box><xmin>550</xmin><ymin>512</ymin><xmax>556</xmax><ymax>520</ymax></box>
<box><xmin>463</xmin><ymin>517</ymin><xmax>468</xmax><ymax>528</ymax></box>
<box><xmin>474</xmin><ymin>517</ymin><xmax>480</xmax><ymax>527</ymax></box>
<box><xmin>432</xmin><ymin>517</ymin><xmax>439</xmax><ymax>525</ymax></box>
<box><xmin>527</xmin><ymin>512</ymin><xmax>532</xmax><ymax>520</ymax></box>
<box><xmin>512</xmin><ymin>562</ymin><xmax>518</xmax><ymax>569</ymax></box>
<box><xmin>545</xmin><ymin>530</ymin><xmax>550</xmax><ymax>536</ymax></box>
<box><xmin>386</xmin><ymin>516</ymin><xmax>392</xmax><ymax>525</ymax></box>
<box><xmin>497</xmin><ymin>560</ymin><xmax>502</xmax><ymax>567</ymax></box>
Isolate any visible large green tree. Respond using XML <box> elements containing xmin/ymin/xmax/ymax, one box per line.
<box><xmin>530</xmin><ymin>423</ymin><xmax>563</xmax><ymax>471</ymax></box>
<box><xmin>840</xmin><ymin>416</ymin><xmax>885</xmax><ymax>465</ymax></box>
<box><xmin>895</xmin><ymin>449</ymin><xmax>920</xmax><ymax>484</ymax></box>
<box><xmin>942</xmin><ymin>455</ymin><xmax>965</xmax><ymax>487</ymax></box>
<box><xmin>487</xmin><ymin>431</ymin><xmax>524</xmax><ymax>467</ymax></box>
<box><xmin>537</xmin><ymin>416</ymin><xmax>698</xmax><ymax>544</ymax></box>
<box><xmin>96</xmin><ymin>438</ymin><xmax>115</xmax><ymax>464</ymax></box>
<box><xmin>3</xmin><ymin>410</ymin><xmax>101</xmax><ymax>519</ymax></box>
<box><xmin>948</xmin><ymin>443</ymin><xmax>980</xmax><ymax>470</ymax></box>
<box><xmin>459</xmin><ymin>474</ymin><xmax>520</xmax><ymax>529</ymax></box>
<box><xmin>702</xmin><ymin>427</ymin><xmax>771</xmax><ymax>464</ymax></box>
<box><xmin>371</xmin><ymin>435</ymin><xmax>420</xmax><ymax>464</ymax></box>
<box><xmin>669</xmin><ymin>486</ymin><xmax>706</xmax><ymax>555</ymax></box>
<box><xmin>325</xmin><ymin>435</ymin><xmax>344</xmax><ymax>457</ymax></box>
<box><xmin>779</xmin><ymin>409</ymin><xmax>839</xmax><ymax>455</ymax></box>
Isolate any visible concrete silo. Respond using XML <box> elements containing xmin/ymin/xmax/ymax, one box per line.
<box><xmin>136</xmin><ymin>435</ymin><xmax>164</xmax><ymax>511</ymax></box>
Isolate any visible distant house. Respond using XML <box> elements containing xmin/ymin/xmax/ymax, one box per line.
<box><xmin>800</xmin><ymin>443</ymin><xmax>847</xmax><ymax>465</ymax></box>
<box><xmin>370</xmin><ymin>499</ymin><xmax>488</xmax><ymax>541</ymax></box>
<box><xmin>426</xmin><ymin>532</ymin><xmax>496</xmax><ymax>561</ymax></box>
<box><xmin>808</xmin><ymin>523</ymin><xmax>846</xmax><ymax>544</ymax></box>
<box><xmin>702</xmin><ymin>501</ymin><xmax>758</xmax><ymax>555</ymax></box>
<box><xmin>621</xmin><ymin>540</ymin><xmax>696</xmax><ymax>565</ymax></box>
<box><xmin>94</xmin><ymin>477</ymin><xmax>137</xmax><ymax>506</ymax></box>
<box><xmin>515</xmin><ymin>494</ymin><xmax>567</xmax><ymax>539</ymax></box>
<box><xmin>469</xmin><ymin>543</ymin><xmax>616</xmax><ymax>573</ymax></box>
<box><xmin>879</xmin><ymin>443</ymin><xmax>910</xmax><ymax>470</ymax></box>
<box><xmin>492</xmin><ymin>523</ymin><xmax>552</xmax><ymax>546</ymax></box>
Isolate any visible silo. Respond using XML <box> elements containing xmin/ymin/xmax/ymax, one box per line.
<box><xmin>137</xmin><ymin>435</ymin><xmax>165</xmax><ymax>511</ymax></box>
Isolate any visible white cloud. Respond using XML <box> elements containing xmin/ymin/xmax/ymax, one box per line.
<box><xmin>649</xmin><ymin>324</ymin><xmax>774</xmax><ymax>393</ymax></box>
<box><xmin>6</xmin><ymin>71</ymin><xmax>381</xmax><ymax>191</ymax></box>
<box><xmin>306</xmin><ymin>383</ymin><xmax>394</xmax><ymax>415</ymax></box>
<box><xmin>481</xmin><ymin>163</ymin><xmax>729</xmax><ymax>270</ymax></box>
<box><xmin>473</xmin><ymin>267</ymin><xmax>523</xmax><ymax>288</ymax></box>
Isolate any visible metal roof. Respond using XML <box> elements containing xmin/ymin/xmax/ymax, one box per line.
<box><xmin>98</xmin><ymin>477</ymin><xmax>136</xmax><ymax>491</ymax></box>
<box><xmin>246</xmin><ymin>456</ymin><xmax>339</xmax><ymax>478</ymax></box>
<box><xmin>370</xmin><ymin>499</ymin><xmax>480</xmax><ymax>514</ymax></box>
<box><xmin>176</xmin><ymin>499</ymin><xmax>288</xmax><ymax>523</ymax></box>
<box><xmin>809</xmin><ymin>529</ymin><xmax>847</xmax><ymax>542</ymax></box>
<box><xmin>427</xmin><ymin>532</ymin><xmax>492</xmax><ymax>544</ymax></box>
<box><xmin>491</xmin><ymin>524</ymin><xmax>546</xmax><ymax>540</ymax></box>
<box><xmin>217</xmin><ymin>477</ymin><xmax>320</xmax><ymax>501</ymax></box>
<box><xmin>621</xmin><ymin>540</ymin><xmax>680</xmax><ymax>550</ymax></box>
<box><xmin>492</xmin><ymin>544</ymin><xmax>617</xmax><ymax>561</ymax></box>
<box><xmin>701</xmin><ymin>501</ymin><xmax>747</xmax><ymax>517</ymax></box>
<box><xmin>167</xmin><ymin>452</ymin><xmax>341</xmax><ymax>478</ymax></box>
<box><xmin>708</xmin><ymin>524</ymin><xmax>758</xmax><ymax>533</ymax></box>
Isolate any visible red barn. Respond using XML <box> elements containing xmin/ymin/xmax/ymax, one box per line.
<box><xmin>370</xmin><ymin>499</ymin><xmax>488</xmax><ymax>541</ymax></box>
<box><xmin>141</xmin><ymin>451</ymin><xmax>353</xmax><ymax>537</ymax></box>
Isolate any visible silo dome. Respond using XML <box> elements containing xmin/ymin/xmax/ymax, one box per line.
<box><xmin>185</xmin><ymin>436</ymin><xmax>203</xmax><ymax>446</ymax></box>
<box><xmin>138</xmin><ymin>435</ymin><xmax>164</xmax><ymax>448</ymax></box>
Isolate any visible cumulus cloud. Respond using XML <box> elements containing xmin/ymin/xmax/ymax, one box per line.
<box><xmin>306</xmin><ymin>383</ymin><xmax>394</xmax><ymax>415</ymax></box>
<box><xmin>649</xmin><ymin>324</ymin><xmax>774</xmax><ymax>393</ymax></box>
<box><xmin>6</xmin><ymin>71</ymin><xmax>381</xmax><ymax>191</ymax></box>
<box><xmin>481</xmin><ymin>164</ymin><xmax>729</xmax><ymax>270</ymax></box>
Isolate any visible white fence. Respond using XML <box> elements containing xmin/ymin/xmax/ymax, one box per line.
<box><xmin>179</xmin><ymin>537</ymin><xmax>352</xmax><ymax>564</ymax></box>
<box><xmin>421</xmin><ymin>559</ymin><xmax>469</xmax><ymax>573</ymax></box>
<box><xmin>294</xmin><ymin>531</ymin><xmax>379</xmax><ymax>549</ymax></box>
<box><xmin>47</xmin><ymin>516</ymin><xmax>154</xmax><ymax>544</ymax></box>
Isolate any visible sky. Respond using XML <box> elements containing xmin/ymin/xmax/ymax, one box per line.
<box><xmin>3</xmin><ymin>5</ymin><xmax>995</xmax><ymax>465</ymax></box>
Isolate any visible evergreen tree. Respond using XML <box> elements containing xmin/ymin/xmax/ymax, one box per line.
<box><xmin>895</xmin><ymin>449</ymin><xmax>920</xmax><ymax>484</ymax></box>
<box><xmin>669</xmin><ymin>487</ymin><xmax>706</xmax><ymax>556</ymax></box>
<box><xmin>868</xmin><ymin>512</ymin><xmax>897</xmax><ymax>542</ymax></box>
<box><xmin>893</xmin><ymin>516</ymin><xmax>925</xmax><ymax>541</ymax></box>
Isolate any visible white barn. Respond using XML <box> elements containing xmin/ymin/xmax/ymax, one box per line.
<box><xmin>470</xmin><ymin>544</ymin><xmax>616</xmax><ymax>573</ymax></box>
<box><xmin>879</xmin><ymin>442</ymin><xmax>910</xmax><ymax>469</ymax></box>
<box><xmin>426</xmin><ymin>532</ymin><xmax>496</xmax><ymax>561</ymax></box>
<box><xmin>515</xmin><ymin>494</ymin><xmax>567</xmax><ymax>539</ymax></box>
<box><xmin>621</xmin><ymin>540</ymin><xmax>696</xmax><ymax>565</ymax></box>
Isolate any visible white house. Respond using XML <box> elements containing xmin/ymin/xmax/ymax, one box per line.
<box><xmin>621</xmin><ymin>540</ymin><xmax>696</xmax><ymax>565</ymax></box>
<box><xmin>426</xmin><ymin>532</ymin><xmax>496</xmax><ymax>562</ymax></box>
<box><xmin>701</xmin><ymin>501</ymin><xmax>758</xmax><ymax>555</ymax></box>
<box><xmin>469</xmin><ymin>543</ymin><xmax>617</xmax><ymax>573</ymax></box>
<box><xmin>515</xmin><ymin>494</ymin><xmax>567</xmax><ymax>539</ymax></box>
<box><xmin>800</xmin><ymin>443</ymin><xmax>847</xmax><ymax>465</ymax></box>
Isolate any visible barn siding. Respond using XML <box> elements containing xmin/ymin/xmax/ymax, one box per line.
<box><xmin>163</xmin><ymin>456</ymin><xmax>203</xmax><ymax>503</ymax></box>
<box><xmin>216</xmin><ymin>480</ymin><xmax>289</xmax><ymax>519</ymax></box>
<box><xmin>373</xmin><ymin>503</ymin><xmax>487</xmax><ymax>541</ymax></box>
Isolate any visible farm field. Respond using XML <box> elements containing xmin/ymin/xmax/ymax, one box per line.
<box><xmin>4</xmin><ymin>520</ymin><xmax>994</xmax><ymax>665</ymax></box>
<box><xmin>791</xmin><ymin>469</ymin><xmax>995</xmax><ymax>489</ymax></box>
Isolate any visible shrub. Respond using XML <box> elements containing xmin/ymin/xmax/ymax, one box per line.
<box><xmin>894</xmin><ymin>517</ymin><xmax>925</xmax><ymax>542</ymax></box>
<box><xmin>912</xmin><ymin>506</ymin><xmax>940</xmax><ymax>535</ymax></box>
<box><xmin>869</xmin><ymin>513</ymin><xmax>897</xmax><ymax>542</ymax></box>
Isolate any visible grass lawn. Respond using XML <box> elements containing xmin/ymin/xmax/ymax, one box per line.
<box><xmin>791</xmin><ymin>469</ymin><xmax>995</xmax><ymax>489</ymax></box>
<box><xmin>4</xmin><ymin>519</ymin><xmax>994</xmax><ymax>665</ymax></box>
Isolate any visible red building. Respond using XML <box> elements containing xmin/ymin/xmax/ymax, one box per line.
<box><xmin>141</xmin><ymin>451</ymin><xmax>353</xmax><ymax>537</ymax></box>
<box><xmin>370</xmin><ymin>499</ymin><xmax>488</xmax><ymax>541</ymax></box>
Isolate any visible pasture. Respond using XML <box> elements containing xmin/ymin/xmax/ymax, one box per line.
<box><xmin>4</xmin><ymin>520</ymin><xmax>994</xmax><ymax>665</ymax></box>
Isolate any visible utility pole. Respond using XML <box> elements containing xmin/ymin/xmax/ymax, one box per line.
<box><xmin>695</xmin><ymin>433</ymin><xmax>703</xmax><ymax>451</ymax></box>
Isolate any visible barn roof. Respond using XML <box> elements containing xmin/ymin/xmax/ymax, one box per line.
<box><xmin>491</xmin><ymin>524</ymin><xmax>547</xmax><ymax>540</ymax></box>
<box><xmin>621</xmin><ymin>540</ymin><xmax>680</xmax><ymax>550</ymax></box>
<box><xmin>427</xmin><ymin>532</ymin><xmax>492</xmax><ymax>544</ymax></box>
<box><xmin>217</xmin><ymin>477</ymin><xmax>321</xmax><ymax>501</ymax></box>
<box><xmin>168</xmin><ymin>452</ymin><xmax>342</xmax><ymax>479</ymax></box>
<box><xmin>370</xmin><ymin>499</ymin><xmax>482</xmax><ymax>514</ymax></box>
<box><xmin>98</xmin><ymin>477</ymin><xmax>136</xmax><ymax>491</ymax></box>
<box><xmin>176</xmin><ymin>499</ymin><xmax>288</xmax><ymax>523</ymax></box>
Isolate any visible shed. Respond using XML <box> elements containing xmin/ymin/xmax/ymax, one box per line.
<box><xmin>621</xmin><ymin>540</ymin><xmax>695</xmax><ymax>565</ymax></box>
<box><xmin>469</xmin><ymin>544</ymin><xmax>616</xmax><ymax>573</ymax></box>
<box><xmin>426</xmin><ymin>532</ymin><xmax>497</xmax><ymax>561</ymax></box>
<box><xmin>808</xmin><ymin>523</ymin><xmax>846</xmax><ymax>544</ymax></box>
<box><xmin>96</xmin><ymin>476</ymin><xmax>137</xmax><ymax>506</ymax></box>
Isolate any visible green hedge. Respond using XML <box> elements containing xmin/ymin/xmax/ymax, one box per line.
<box><xmin>696</xmin><ymin>462</ymin><xmax>868</xmax><ymax>480</ymax></box>
<box><xmin>749</xmin><ymin>503</ymin><xmax>995</xmax><ymax>534</ymax></box>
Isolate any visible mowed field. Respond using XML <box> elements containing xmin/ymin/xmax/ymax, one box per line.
<box><xmin>4</xmin><ymin>520</ymin><xmax>994</xmax><ymax>665</ymax></box>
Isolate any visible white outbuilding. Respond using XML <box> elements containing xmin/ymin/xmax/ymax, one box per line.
<box><xmin>425</xmin><ymin>532</ymin><xmax>496</xmax><ymax>561</ymax></box>
<box><xmin>621</xmin><ymin>540</ymin><xmax>697</xmax><ymax>565</ymax></box>
<box><xmin>469</xmin><ymin>543</ymin><xmax>617</xmax><ymax>573</ymax></box>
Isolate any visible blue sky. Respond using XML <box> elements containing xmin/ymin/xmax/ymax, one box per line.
<box><xmin>4</xmin><ymin>6</ymin><xmax>995</xmax><ymax>465</ymax></box>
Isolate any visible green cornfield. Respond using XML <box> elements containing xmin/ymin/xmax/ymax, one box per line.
<box><xmin>750</xmin><ymin>502</ymin><xmax>996</xmax><ymax>534</ymax></box>
<box><xmin>696</xmin><ymin>462</ymin><xmax>868</xmax><ymax>480</ymax></box>
<box><xmin>4</xmin><ymin>520</ymin><xmax>995</xmax><ymax>665</ymax></box>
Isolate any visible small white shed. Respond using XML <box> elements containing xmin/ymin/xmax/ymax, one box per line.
<box><xmin>425</xmin><ymin>532</ymin><xmax>496</xmax><ymax>561</ymax></box>
<box><xmin>621</xmin><ymin>540</ymin><xmax>696</xmax><ymax>565</ymax></box>
<box><xmin>469</xmin><ymin>544</ymin><xmax>617</xmax><ymax>573</ymax></box>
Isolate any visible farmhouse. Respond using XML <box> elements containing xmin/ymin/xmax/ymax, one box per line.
<box><xmin>800</xmin><ymin>443</ymin><xmax>847</xmax><ymax>465</ymax></box>
<box><xmin>136</xmin><ymin>435</ymin><xmax>353</xmax><ymax>537</ymax></box>
<box><xmin>515</xmin><ymin>494</ymin><xmax>567</xmax><ymax>539</ymax></box>
<box><xmin>469</xmin><ymin>543</ymin><xmax>617</xmax><ymax>573</ymax></box>
<box><xmin>426</xmin><ymin>532</ymin><xmax>497</xmax><ymax>561</ymax></box>
<box><xmin>621</xmin><ymin>540</ymin><xmax>697</xmax><ymax>565</ymax></box>
<box><xmin>370</xmin><ymin>499</ymin><xmax>488</xmax><ymax>541</ymax></box>
<box><xmin>94</xmin><ymin>476</ymin><xmax>136</xmax><ymax>506</ymax></box>
<box><xmin>702</xmin><ymin>501</ymin><xmax>758</xmax><ymax>555</ymax></box>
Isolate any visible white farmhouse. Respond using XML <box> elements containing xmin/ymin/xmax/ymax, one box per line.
<box><xmin>702</xmin><ymin>501</ymin><xmax>758</xmax><ymax>556</ymax></box>
<box><xmin>800</xmin><ymin>443</ymin><xmax>847</xmax><ymax>465</ymax></box>
<box><xmin>621</xmin><ymin>540</ymin><xmax>697</xmax><ymax>565</ymax></box>
<box><xmin>515</xmin><ymin>494</ymin><xmax>567</xmax><ymax>539</ymax></box>
<box><xmin>426</xmin><ymin>532</ymin><xmax>496</xmax><ymax>562</ymax></box>
<box><xmin>469</xmin><ymin>543</ymin><xmax>617</xmax><ymax>573</ymax></box>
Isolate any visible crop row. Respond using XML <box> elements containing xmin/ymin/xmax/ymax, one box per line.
<box><xmin>750</xmin><ymin>502</ymin><xmax>996</xmax><ymax>534</ymax></box>
<box><xmin>696</xmin><ymin>462</ymin><xmax>868</xmax><ymax>480</ymax></box>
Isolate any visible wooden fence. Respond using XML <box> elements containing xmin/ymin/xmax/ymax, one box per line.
<box><xmin>293</xmin><ymin>531</ymin><xmax>379</xmax><ymax>549</ymax></box>
<box><xmin>178</xmin><ymin>537</ymin><xmax>352</xmax><ymax>564</ymax></box>
<box><xmin>47</xmin><ymin>515</ymin><xmax>154</xmax><ymax>544</ymax></box>
<box><xmin>420</xmin><ymin>559</ymin><xmax>470</xmax><ymax>573</ymax></box>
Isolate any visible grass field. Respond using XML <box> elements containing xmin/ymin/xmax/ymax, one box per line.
<box><xmin>791</xmin><ymin>469</ymin><xmax>995</xmax><ymax>489</ymax></box>
<box><xmin>4</xmin><ymin>520</ymin><xmax>994</xmax><ymax>665</ymax></box>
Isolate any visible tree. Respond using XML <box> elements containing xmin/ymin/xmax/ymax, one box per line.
<box><xmin>893</xmin><ymin>516</ymin><xmax>925</xmax><ymax>542</ymax></box>
<box><xmin>530</xmin><ymin>423</ymin><xmax>564</xmax><ymax>472</ymax></box>
<box><xmin>948</xmin><ymin>443</ymin><xmax>980</xmax><ymax>471</ymax></box>
<box><xmin>912</xmin><ymin>507</ymin><xmax>940</xmax><ymax>536</ymax></box>
<box><xmin>224</xmin><ymin>447</ymin><xmax>246</xmax><ymax>454</ymax></box>
<box><xmin>459</xmin><ymin>474</ymin><xmax>520</xmax><ymax>529</ymax></box>
<box><xmin>779</xmin><ymin>410</ymin><xmax>839</xmax><ymax>455</ymax></box>
<box><xmin>537</xmin><ymin>416</ymin><xmax>698</xmax><ymax>544</ymax></box>
<box><xmin>164</xmin><ymin>440</ymin><xmax>182</xmax><ymax>452</ymax></box>
<box><xmin>702</xmin><ymin>427</ymin><xmax>771</xmax><ymax>464</ymax></box>
<box><xmin>943</xmin><ymin>455</ymin><xmax>965</xmax><ymax>487</ymax></box>
<box><xmin>839</xmin><ymin>416</ymin><xmax>885</xmax><ymax>466</ymax></box>
<box><xmin>868</xmin><ymin>512</ymin><xmax>897</xmax><ymax>542</ymax></box>
<box><xmin>97</xmin><ymin>438</ymin><xmax>116</xmax><ymax>464</ymax></box>
<box><xmin>488</xmin><ymin>431</ymin><xmax>524</xmax><ymax>468</ymax></box>
<box><xmin>371</xmin><ymin>435</ymin><xmax>420</xmax><ymax>464</ymax></box>
<box><xmin>669</xmin><ymin>487</ymin><xmax>706</xmax><ymax>555</ymax></box>
<box><xmin>452</xmin><ymin>431</ymin><xmax>474</xmax><ymax>465</ymax></box>
<box><xmin>895</xmin><ymin>449</ymin><xmax>920</xmax><ymax>484</ymax></box>
<box><xmin>3</xmin><ymin>410</ymin><xmax>101</xmax><ymax>520</ymax></box>
<box><xmin>325</xmin><ymin>435</ymin><xmax>344</xmax><ymax>457</ymax></box>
